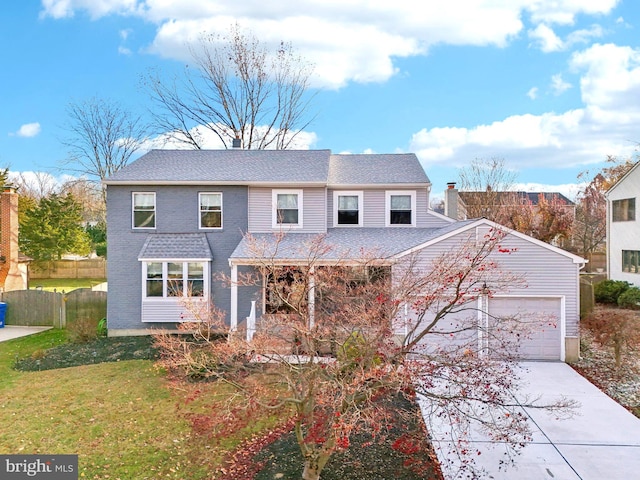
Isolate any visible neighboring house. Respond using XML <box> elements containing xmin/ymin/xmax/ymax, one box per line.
<box><xmin>0</xmin><ymin>186</ymin><xmax>30</xmax><ymax>291</ymax></box>
<box><xmin>606</xmin><ymin>160</ymin><xmax>640</xmax><ymax>286</ymax></box>
<box><xmin>443</xmin><ymin>183</ymin><xmax>575</xmax><ymax>247</ymax></box>
<box><xmin>443</xmin><ymin>183</ymin><xmax>576</xmax><ymax>221</ymax></box>
<box><xmin>104</xmin><ymin>149</ymin><xmax>585</xmax><ymax>361</ymax></box>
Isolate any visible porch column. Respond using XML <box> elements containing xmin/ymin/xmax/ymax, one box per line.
<box><xmin>230</xmin><ymin>263</ymin><xmax>238</xmax><ymax>331</ymax></box>
<box><xmin>308</xmin><ymin>266</ymin><xmax>315</xmax><ymax>329</ymax></box>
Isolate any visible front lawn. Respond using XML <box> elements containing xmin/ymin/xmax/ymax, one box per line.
<box><xmin>1</xmin><ymin>332</ymin><xmax>444</xmax><ymax>479</ymax></box>
<box><xmin>0</xmin><ymin>331</ymin><xmax>273</xmax><ymax>479</ymax></box>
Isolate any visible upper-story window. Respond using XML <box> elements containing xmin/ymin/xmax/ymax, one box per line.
<box><xmin>334</xmin><ymin>191</ymin><xmax>363</xmax><ymax>226</ymax></box>
<box><xmin>273</xmin><ymin>189</ymin><xmax>303</xmax><ymax>228</ymax></box>
<box><xmin>612</xmin><ymin>198</ymin><xmax>636</xmax><ymax>222</ymax></box>
<box><xmin>386</xmin><ymin>191</ymin><xmax>416</xmax><ymax>226</ymax></box>
<box><xmin>133</xmin><ymin>192</ymin><xmax>156</xmax><ymax>229</ymax></box>
<box><xmin>199</xmin><ymin>192</ymin><xmax>222</xmax><ymax>229</ymax></box>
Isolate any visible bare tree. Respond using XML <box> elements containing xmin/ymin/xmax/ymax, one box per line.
<box><xmin>573</xmin><ymin>155</ymin><xmax>636</xmax><ymax>266</ymax></box>
<box><xmin>61</xmin><ymin>97</ymin><xmax>148</xmax><ymax>203</ymax></box>
<box><xmin>457</xmin><ymin>158</ymin><xmax>519</xmax><ymax>221</ymax></box>
<box><xmin>573</xmin><ymin>172</ymin><xmax>607</xmax><ymax>266</ymax></box>
<box><xmin>144</xmin><ymin>23</ymin><xmax>316</xmax><ymax>150</ymax></box>
<box><xmin>155</xmin><ymin>230</ymin><xmax>575</xmax><ymax>480</ymax></box>
<box><xmin>11</xmin><ymin>171</ymin><xmax>58</xmax><ymax>202</ymax></box>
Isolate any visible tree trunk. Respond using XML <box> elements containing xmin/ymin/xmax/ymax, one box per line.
<box><xmin>301</xmin><ymin>451</ymin><xmax>331</xmax><ymax>480</ymax></box>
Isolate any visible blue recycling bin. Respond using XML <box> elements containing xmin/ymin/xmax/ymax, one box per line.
<box><xmin>0</xmin><ymin>302</ymin><xmax>6</xmax><ymax>328</ymax></box>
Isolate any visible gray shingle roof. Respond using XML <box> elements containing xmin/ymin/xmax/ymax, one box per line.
<box><xmin>106</xmin><ymin>149</ymin><xmax>332</xmax><ymax>184</ymax></box>
<box><xmin>230</xmin><ymin>222</ymin><xmax>474</xmax><ymax>262</ymax></box>
<box><xmin>328</xmin><ymin>154</ymin><xmax>430</xmax><ymax>185</ymax></box>
<box><xmin>138</xmin><ymin>233</ymin><xmax>212</xmax><ymax>260</ymax></box>
<box><xmin>105</xmin><ymin>149</ymin><xmax>430</xmax><ymax>187</ymax></box>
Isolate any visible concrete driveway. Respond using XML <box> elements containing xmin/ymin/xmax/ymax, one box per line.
<box><xmin>0</xmin><ymin>325</ymin><xmax>52</xmax><ymax>342</ymax></box>
<box><xmin>422</xmin><ymin>362</ymin><xmax>640</xmax><ymax>480</ymax></box>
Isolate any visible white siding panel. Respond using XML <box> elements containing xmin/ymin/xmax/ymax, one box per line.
<box><xmin>141</xmin><ymin>298</ymin><xmax>207</xmax><ymax>322</ymax></box>
<box><xmin>608</xmin><ymin>165</ymin><xmax>640</xmax><ymax>286</ymax></box>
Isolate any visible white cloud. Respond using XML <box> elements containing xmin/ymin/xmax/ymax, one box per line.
<box><xmin>526</xmin><ymin>0</ymin><xmax>619</xmax><ymax>25</ymax></box>
<box><xmin>139</xmin><ymin>123</ymin><xmax>317</xmax><ymax>152</ymax></box>
<box><xmin>527</xmin><ymin>87</ymin><xmax>538</xmax><ymax>99</ymax></box>
<box><xmin>40</xmin><ymin>0</ymin><xmax>139</xmax><ymax>19</ymax></box>
<box><xmin>550</xmin><ymin>74</ymin><xmax>572</xmax><ymax>95</ymax></box>
<box><xmin>529</xmin><ymin>24</ymin><xmax>563</xmax><ymax>52</ymax></box>
<box><xmin>411</xmin><ymin>43</ymin><xmax>640</xmax><ymax>172</ymax></box>
<box><xmin>11</xmin><ymin>122</ymin><xmax>41</xmax><ymax>138</ymax></box>
<box><xmin>528</xmin><ymin>23</ymin><xmax>603</xmax><ymax>53</ymax></box>
<box><xmin>39</xmin><ymin>1</ymin><xmax>619</xmax><ymax>89</ymax></box>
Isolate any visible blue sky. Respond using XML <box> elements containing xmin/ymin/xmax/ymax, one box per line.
<box><xmin>1</xmin><ymin>1</ymin><xmax>639</xmax><ymax>200</ymax></box>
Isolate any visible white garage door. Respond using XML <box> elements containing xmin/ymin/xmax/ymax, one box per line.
<box><xmin>488</xmin><ymin>297</ymin><xmax>562</xmax><ymax>361</ymax></box>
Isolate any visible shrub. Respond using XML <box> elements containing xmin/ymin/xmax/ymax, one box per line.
<box><xmin>582</xmin><ymin>306</ymin><xmax>640</xmax><ymax>368</ymax></box>
<box><xmin>618</xmin><ymin>287</ymin><xmax>640</xmax><ymax>309</ymax></box>
<box><xmin>594</xmin><ymin>280</ymin><xmax>630</xmax><ymax>305</ymax></box>
<box><xmin>67</xmin><ymin>316</ymin><xmax>100</xmax><ymax>343</ymax></box>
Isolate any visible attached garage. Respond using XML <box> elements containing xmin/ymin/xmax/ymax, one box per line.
<box><xmin>488</xmin><ymin>297</ymin><xmax>563</xmax><ymax>361</ymax></box>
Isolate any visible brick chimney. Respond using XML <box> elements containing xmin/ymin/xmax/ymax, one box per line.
<box><xmin>0</xmin><ymin>186</ymin><xmax>24</xmax><ymax>291</ymax></box>
<box><xmin>444</xmin><ymin>182</ymin><xmax>459</xmax><ymax>219</ymax></box>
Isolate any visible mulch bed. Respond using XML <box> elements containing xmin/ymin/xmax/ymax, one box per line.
<box><xmin>216</xmin><ymin>394</ymin><xmax>444</xmax><ymax>480</ymax></box>
<box><xmin>13</xmin><ymin>336</ymin><xmax>158</xmax><ymax>371</ymax></box>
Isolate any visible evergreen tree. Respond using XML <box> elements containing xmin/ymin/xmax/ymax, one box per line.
<box><xmin>19</xmin><ymin>193</ymin><xmax>91</xmax><ymax>261</ymax></box>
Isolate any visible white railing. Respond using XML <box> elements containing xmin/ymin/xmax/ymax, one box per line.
<box><xmin>246</xmin><ymin>300</ymin><xmax>256</xmax><ymax>342</ymax></box>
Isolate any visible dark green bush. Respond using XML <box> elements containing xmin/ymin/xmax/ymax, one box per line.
<box><xmin>618</xmin><ymin>287</ymin><xmax>640</xmax><ymax>309</ymax></box>
<box><xmin>594</xmin><ymin>280</ymin><xmax>631</xmax><ymax>305</ymax></box>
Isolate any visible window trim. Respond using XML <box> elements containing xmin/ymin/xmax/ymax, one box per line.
<box><xmin>333</xmin><ymin>191</ymin><xmax>363</xmax><ymax>227</ymax></box>
<box><xmin>141</xmin><ymin>260</ymin><xmax>209</xmax><ymax>299</ymax></box>
<box><xmin>622</xmin><ymin>250</ymin><xmax>640</xmax><ymax>274</ymax></box>
<box><xmin>272</xmin><ymin>189</ymin><xmax>304</xmax><ymax>229</ymax></box>
<box><xmin>385</xmin><ymin>190</ymin><xmax>416</xmax><ymax>227</ymax></box>
<box><xmin>132</xmin><ymin>192</ymin><xmax>156</xmax><ymax>230</ymax></box>
<box><xmin>199</xmin><ymin>192</ymin><xmax>223</xmax><ymax>230</ymax></box>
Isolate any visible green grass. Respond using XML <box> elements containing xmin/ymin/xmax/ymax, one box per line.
<box><xmin>29</xmin><ymin>278</ymin><xmax>106</xmax><ymax>293</ymax></box>
<box><xmin>0</xmin><ymin>331</ymin><xmax>274</xmax><ymax>479</ymax></box>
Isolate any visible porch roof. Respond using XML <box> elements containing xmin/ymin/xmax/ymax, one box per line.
<box><xmin>229</xmin><ymin>223</ymin><xmax>471</xmax><ymax>264</ymax></box>
<box><xmin>138</xmin><ymin>233</ymin><xmax>212</xmax><ymax>260</ymax></box>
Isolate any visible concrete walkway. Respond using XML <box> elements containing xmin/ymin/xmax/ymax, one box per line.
<box><xmin>0</xmin><ymin>325</ymin><xmax>52</xmax><ymax>342</ymax></box>
<box><xmin>421</xmin><ymin>362</ymin><xmax>640</xmax><ymax>480</ymax></box>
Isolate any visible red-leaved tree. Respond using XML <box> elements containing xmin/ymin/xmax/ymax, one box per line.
<box><xmin>155</xmin><ymin>228</ymin><xmax>575</xmax><ymax>480</ymax></box>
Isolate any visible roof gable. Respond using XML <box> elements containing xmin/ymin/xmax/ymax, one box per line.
<box><xmin>394</xmin><ymin>218</ymin><xmax>586</xmax><ymax>264</ymax></box>
<box><xmin>606</xmin><ymin>160</ymin><xmax>640</xmax><ymax>197</ymax></box>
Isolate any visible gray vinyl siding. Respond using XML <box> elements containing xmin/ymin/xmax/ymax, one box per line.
<box><xmin>248</xmin><ymin>187</ymin><xmax>327</xmax><ymax>233</ymax></box>
<box><xmin>106</xmin><ymin>184</ymin><xmax>250</xmax><ymax>332</ymax></box>
<box><xmin>398</xmin><ymin>227</ymin><xmax>580</xmax><ymax>337</ymax></box>
<box><xmin>422</xmin><ymin>211</ymin><xmax>456</xmax><ymax>228</ymax></box>
<box><xmin>363</xmin><ymin>190</ymin><xmax>385</xmax><ymax>227</ymax></box>
<box><xmin>415</xmin><ymin>187</ymin><xmax>430</xmax><ymax>227</ymax></box>
<box><xmin>329</xmin><ymin>187</ymin><xmax>432</xmax><ymax>228</ymax></box>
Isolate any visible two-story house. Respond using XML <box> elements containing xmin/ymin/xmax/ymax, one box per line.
<box><xmin>104</xmin><ymin>149</ymin><xmax>585</xmax><ymax>361</ymax></box>
<box><xmin>606</xmin><ymin>160</ymin><xmax>640</xmax><ymax>285</ymax></box>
